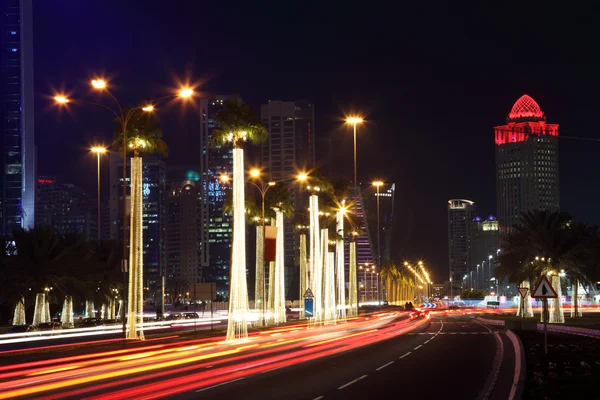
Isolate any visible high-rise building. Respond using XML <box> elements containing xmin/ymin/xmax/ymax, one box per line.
<box><xmin>495</xmin><ymin>94</ymin><xmax>559</xmax><ymax>237</ymax></box>
<box><xmin>470</xmin><ymin>215</ymin><xmax>499</xmax><ymax>290</ymax></box>
<box><xmin>447</xmin><ymin>199</ymin><xmax>475</xmax><ymax>285</ymax></box>
<box><xmin>199</xmin><ymin>96</ymin><xmax>237</xmax><ymax>299</ymax></box>
<box><xmin>109</xmin><ymin>154</ymin><xmax>166</xmax><ymax>292</ymax></box>
<box><xmin>36</xmin><ymin>177</ymin><xmax>97</xmax><ymax>240</ymax></box>
<box><xmin>0</xmin><ymin>0</ymin><xmax>35</xmax><ymax>233</ymax></box>
<box><xmin>261</xmin><ymin>100</ymin><xmax>316</xmax><ymax>298</ymax></box>
<box><xmin>166</xmin><ymin>179</ymin><xmax>201</xmax><ymax>294</ymax></box>
<box><xmin>362</xmin><ymin>183</ymin><xmax>395</xmax><ymax>264</ymax></box>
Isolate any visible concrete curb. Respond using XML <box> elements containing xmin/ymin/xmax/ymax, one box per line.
<box><xmin>475</xmin><ymin>317</ymin><xmax>600</xmax><ymax>339</ymax></box>
<box><xmin>505</xmin><ymin>330</ymin><xmax>526</xmax><ymax>400</ymax></box>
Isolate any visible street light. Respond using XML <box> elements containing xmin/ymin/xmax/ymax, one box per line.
<box><xmin>91</xmin><ymin>146</ymin><xmax>107</xmax><ymax>241</ymax></box>
<box><xmin>346</xmin><ymin>116</ymin><xmax>364</xmax><ymax>191</ymax></box>
<box><xmin>54</xmin><ymin>78</ymin><xmax>193</xmax><ymax>339</ymax></box>
<box><xmin>372</xmin><ymin>180</ymin><xmax>384</xmax><ymax>305</ymax></box>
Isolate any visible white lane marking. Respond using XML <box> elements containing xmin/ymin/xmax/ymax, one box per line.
<box><xmin>338</xmin><ymin>374</ymin><xmax>368</xmax><ymax>390</ymax></box>
<box><xmin>506</xmin><ymin>330</ymin><xmax>523</xmax><ymax>400</ymax></box>
<box><xmin>424</xmin><ymin>340</ymin><xmax>430</xmax><ymax>344</ymax></box>
<box><xmin>414</xmin><ymin>345</ymin><xmax>422</xmax><ymax>350</ymax></box>
<box><xmin>196</xmin><ymin>377</ymin><xmax>244</xmax><ymax>392</ymax></box>
<box><xmin>399</xmin><ymin>352</ymin><xmax>411</xmax><ymax>359</ymax></box>
<box><xmin>376</xmin><ymin>361</ymin><xmax>394</xmax><ymax>371</ymax></box>
<box><xmin>312</xmin><ymin>397</ymin><xmax>324</xmax><ymax>400</ymax></box>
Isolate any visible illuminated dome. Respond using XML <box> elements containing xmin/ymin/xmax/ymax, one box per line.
<box><xmin>508</xmin><ymin>94</ymin><xmax>544</xmax><ymax>120</ymax></box>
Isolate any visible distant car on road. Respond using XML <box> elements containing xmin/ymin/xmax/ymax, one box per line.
<box><xmin>37</xmin><ymin>322</ymin><xmax>62</xmax><ymax>331</ymax></box>
<box><xmin>6</xmin><ymin>325</ymin><xmax>37</xmax><ymax>334</ymax></box>
<box><xmin>409</xmin><ymin>309</ymin><xmax>430</xmax><ymax>320</ymax></box>
<box><xmin>79</xmin><ymin>318</ymin><xmax>104</xmax><ymax>327</ymax></box>
<box><xmin>182</xmin><ymin>312</ymin><xmax>199</xmax><ymax>319</ymax></box>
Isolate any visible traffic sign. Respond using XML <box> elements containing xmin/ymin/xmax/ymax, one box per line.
<box><xmin>517</xmin><ymin>287</ymin><xmax>529</xmax><ymax>299</ymax></box>
<box><xmin>531</xmin><ymin>276</ymin><xmax>557</xmax><ymax>298</ymax></box>
<box><xmin>304</xmin><ymin>298</ymin><xmax>314</xmax><ymax>318</ymax></box>
<box><xmin>303</xmin><ymin>288</ymin><xmax>314</xmax><ymax>298</ymax></box>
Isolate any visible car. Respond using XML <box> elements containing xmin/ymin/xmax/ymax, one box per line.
<box><xmin>37</xmin><ymin>322</ymin><xmax>62</xmax><ymax>331</ymax></box>
<box><xmin>79</xmin><ymin>318</ymin><xmax>104</xmax><ymax>327</ymax></box>
<box><xmin>6</xmin><ymin>325</ymin><xmax>37</xmax><ymax>334</ymax></box>
<box><xmin>182</xmin><ymin>312</ymin><xmax>199</xmax><ymax>319</ymax></box>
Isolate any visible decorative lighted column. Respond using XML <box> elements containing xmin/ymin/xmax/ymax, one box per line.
<box><xmin>549</xmin><ymin>275</ymin><xmax>564</xmax><ymax>323</ymax></box>
<box><xmin>272</xmin><ymin>209</ymin><xmax>287</xmax><ymax>324</ymax></box>
<box><xmin>309</xmin><ymin>194</ymin><xmax>322</xmax><ymax>322</ymax></box>
<box><xmin>33</xmin><ymin>293</ymin><xmax>47</xmax><ymax>326</ymax></box>
<box><xmin>255</xmin><ymin>225</ymin><xmax>265</xmax><ymax>324</ymax></box>
<box><xmin>127</xmin><ymin>153</ymin><xmax>144</xmax><ymax>340</ymax></box>
<box><xmin>516</xmin><ymin>280</ymin><xmax>533</xmax><ymax>318</ymax></box>
<box><xmin>13</xmin><ymin>297</ymin><xmax>25</xmax><ymax>325</ymax></box>
<box><xmin>226</xmin><ymin>147</ymin><xmax>249</xmax><ymax>341</ymax></box>
<box><xmin>348</xmin><ymin>240</ymin><xmax>358</xmax><ymax>317</ymax></box>
<box><xmin>324</xmin><ymin>251</ymin><xmax>337</xmax><ymax>323</ymax></box>
<box><xmin>299</xmin><ymin>232</ymin><xmax>307</xmax><ymax>319</ymax></box>
<box><xmin>336</xmin><ymin>209</ymin><xmax>346</xmax><ymax>320</ymax></box>
<box><xmin>571</xmin><ymin>279</ymin><xmax>582</xmax><ymax>317</ymax></box>
<box><xmin>267</xmin><ymin>219</ymin><xmax>276</xmax><ymax>320</ymax></box>
<box><xmin>61</xmin><ymin>296</ymin><xmax>73</xmax><ymax>328</ymax></box>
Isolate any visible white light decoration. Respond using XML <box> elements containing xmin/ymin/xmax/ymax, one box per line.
<box><xmin>299</xmin><ymin>233</ymin><xmax>307</xmax><ymax>319</ymax></box>
<box><xmin>571</xmin><ymin>279</ymin><xmax>583</xmax><ymax>317</ymax></box>
<box><xmin>226</xmin><ymin>147</ymin><xmax>249</xmax><ymax>342</ymax></box>
<box><xmin>309</xmin><ymin>195</ymin><xmax>322</xmax><ymax>322</ymax></box>
<box><xmin>255</xmin><ymin>226</ymin><xmax>264</xmax><ymax>325</ymax></box>
<box><xmin>267</xmin><ymin>218</ymin><xmax>276</xmax><ymax>320</ymax></box>
<box><xmin>335</xmin><ymin>210</ymin><xmax>346</xmax><ymax>321</ymax></box>
<box><xmin>33</xmin><ymin>293</ymin><xmax>46</xmax><ymax>326</ymax></box>
<box><xmin>61</xmin><ymin>296</ymin><xmax>73</xmax><ymax>328</ymax></box>
<box><xmin>272</xmin><ymin>209</ymin><xmax>286</xmax><ymax>324</ymax></box>
<box><xmin>44</xmin><ymin>300</ymin><xmax>51</xmax><ymax>323</ymax></box>
<box><xmin>127</xmin><ymin>156</ymin><xmax>144</xmax><ymax>340</ymax></box>
<box><xmin>516</xmin><ymin>280</ymin><xmax>533</xmax><ymax>318</ymax></box>
<box><xmin>110</xmin><ymin>298</ymin><xmax>116</xmax><ymax>320</ymax></box>
<box><xmin>320</xmin><ymin>228</ymin><xmax>333</xmax><ymax>323</ymax></box>
<box><xmin>13</xmin><ymin>297</ymin><xmax>25</xmax><ymax>325</ymax></box>
<box><xmin>324</xmin><ymin>251</ymin><xmax>336</xmax><ymax>323</ymax></box>
<box><xmin>348</xmin><ymin>242</ymin><xmax>358</xmax><ymax>317</ymax></box>
<box><xmin>117</xmin><ymin>300</ymin><xmax>123</xmax><ymax>322</ymax></box>
<box><xmin>549</xmin><ymin>275</ymin><xmax>564</xmax><ymax>323</ymax></box>
<box><xmin>85</xmin><ymin>300</ymin><xmax>95</xmax><ymax>318</ymax></box>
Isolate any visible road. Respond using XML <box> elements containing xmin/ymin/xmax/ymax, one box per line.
<box><xmin>0</xmin><ymin>311</ymin><xmax>518</xmax><ymax>399</ymax></box>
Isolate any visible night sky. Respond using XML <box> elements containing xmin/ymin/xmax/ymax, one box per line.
<box><xmin>32</xmin><ymin>1</ymin><xmax>600</xmax><ymax>282</ymax></box>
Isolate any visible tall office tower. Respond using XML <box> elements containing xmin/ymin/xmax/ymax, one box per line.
<box><xmin>470</xmin><ymin>215</ymin><xmax>499</xmax><ymax>290</ymax></box>
<box><xmin>0</xmin><ymin>0</ymin><xmax>35</xmax><ymax>233</ymax></box>
<box><xmin>199</xmin><ymin>96</ymin><xmax>237</xmax><ymax>299</ymax></box>
<box><xmin>260</xmin><ymin>100</ymin><xmax>315</xmax><ymax>298</ymax></box>
<box><xmin>36</xmin><ymin>177</ymin><xmax>97</xmax><ymax>240</ymax></box>
<box><xmin>362</xmin><ymin>183</ymin><xmax>395</xmax><ymax>264</ymax></box>
<box><xmin>346</xmin><ymin>183</ymin><xmax>374</xmax><ymax>267</ymax></box>
<box><xmin>109</xmin><ymin>154</ymin><xmax>166</xmax><ymax>293</ymax></box>
<box><xmin>495</xmin><ymin>94</ymin><xmax>559</xmax><ymax>237</ymax></box>
<box><xmin>166</xmin><ymin>179</ymin><xmax>202</xmax><ymax>295</ymax></box>
<box><xmin>447</xmin><ymin>199</ymin><xmax>475</xmax><ymax>286</ymax></box>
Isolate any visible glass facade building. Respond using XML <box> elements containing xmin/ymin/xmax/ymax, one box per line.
<box><xmin>0</xmin><ymin>0</ymin><xmax>35</xmax><ymax>233</ymax></box>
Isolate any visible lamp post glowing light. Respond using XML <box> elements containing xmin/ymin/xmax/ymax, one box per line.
<box><xmin>91</xmin><ymin>146</ymin><xmax>107</xmax><ymax>241</ymax></box>
<box><xmin>54</xmin><ymin>95</ymin><xmax>69</xmax><ymax>104</ymax></box>
<box><xmin>91</xmin><ymin>79</ymin><xmax>106</xmax><ymax>89</ymax></box>
<box><xmin>346</xmin><ymin>116</ymin><xmax>364</xmax><ymax>190</ymax></box>
<box><xmin>179</xmin><ymin>87</ymin><xmax>194</xmax><ymax>98</ymax></box>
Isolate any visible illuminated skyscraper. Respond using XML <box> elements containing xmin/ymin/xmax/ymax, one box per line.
<box><xmin>199</xmin><ymin>96</ymin><xmax>237</xmax><ymax>298</ymax></box>
<box><xmin>495</xmin><ymin>94</ymin><xmax>559</xmax><ymax>236</ymax></box>
<box><xmin>447</xmin><ymin>199</ymin><xmax>475</xmax><ymax>285</ymax></box>
<box><xmin>0</xmin><ymin>0</ymin><xmax>36</xmax><ymax>233</ymax></box>
<box><xmin>362</xmin><ymin>183</ymin><xmax>395</xmax><ymax>264</ymax></box>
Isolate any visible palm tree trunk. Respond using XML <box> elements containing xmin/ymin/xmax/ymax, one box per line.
<box><xmin>226</xmin><ymin>147</ymin><xmax>249</xmax><ymax>341</ymax></box>
<box><xmin>13</xmin><ymin>297</ymin><xmax>25</xmax><ymax>325</ymax></box>
<box><xmin>255</xmin><ymin>226</ymin><xmax>265</xmax><ymax>324</ymax></box>
<box><xmin>335</xmin><ymin>210</ymin><xmax>346</xmax><ymax>321</ymax></box>
<box><xmin>549</xmin><ymin>275</ymin><xmax>564</xmax><ymax>323</ymax></box>
<box><xmin>61</xmin><ymin>296</ymin><xmax>73</xmax><ymax>328</ymax></box>
<box><xmin>272</xmin><ymin>210</ymin><xmax>286</xmax><ymax>324</ymax></box>
<box><xmin>571</xmin><ymin>279</ymin><xmax>582</xmax><ymax>317</ymax></box>
<box><xmin>127</xmin><ymin>155</ymin><xmax>144</xmax><ymax>340</ymax></box>
<box><xmin>309</xmin><ymin>195</ymin><xmax>323</xmax><ymax>321</ymax></box>
<box><xmin>348</xmin><ymin>241</ymin><xmax>358</xmax><ymax>317</ymax></box>
<box><xmin>299</xmin><ymin>233</ymin><xmax>307</xmax><ymax>319</ymax></box>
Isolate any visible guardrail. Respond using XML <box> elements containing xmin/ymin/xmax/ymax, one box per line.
<box><xmin>476</xmin><ymin>317</ymin><xmax>600</xmax><ymax>339</ymax></box>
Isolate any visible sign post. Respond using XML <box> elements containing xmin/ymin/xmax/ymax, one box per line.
<box><xmin>303</xmin><ymin>288</ymin><xmax>314</xmax><ymax>319</ymax></box>
<box><xmin>531</xmin><ymin>275</ymin><xmax>558</xmax><ymax>355</ymax></box>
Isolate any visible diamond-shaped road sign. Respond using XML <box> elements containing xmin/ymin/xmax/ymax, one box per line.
<box><xmin>517</xmin><ymin>287</ymin><xmax>529</xmax><ymax>299</ymax></box>
<box><xmin>531</xmin><ymin>276</ymin><xmax>558</xmax><ymax>298</ymax></box>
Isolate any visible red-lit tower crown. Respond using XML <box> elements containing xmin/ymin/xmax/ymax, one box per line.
<box><xmin>494</xmin><ymin>94</ymin><xmax>558</xmax><ymax>145</ymax></box>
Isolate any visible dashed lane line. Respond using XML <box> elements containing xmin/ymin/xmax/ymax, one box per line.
<box><xmin>376</xmin><ymin>361</ymin><xmax>394</xmax><ymax>371</ymax></box>
<box><xmin>195</xmin><ymin>377</ymin><xmax>244</xmax><ymax>393</ymax></box>
<box><xmin>414</xmin><ymin>345</ymin><xmax>422</xmax><ymax>350</ymax></box>
<box><xmin>399</xmin><ymin>352</ymin><xmax>411</xmax><ymax>359</ymax></box>
<box><xmin>312</xmin><ymin>397</ymin><xmax>324</xmax><ymax>400</ymax></box>
<box><xmin>338</xmin><ymin>375</ymin><xmax>368</xmax><ymax>390</ymax></box>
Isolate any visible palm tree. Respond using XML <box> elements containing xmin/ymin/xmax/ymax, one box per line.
<box><xmin>213</xmin><ymin>99</ymin><xmax>267</xmax><ymax>341</ymax></box>
<box><xmin>497</xmin><ymin>210</ymin><xmax>599</xmax><ymax>318</ymax></box>
<box><xmin>115</xmin><ymin>110</ymin><xmax>168</xmax><ymax>339</ymax></box>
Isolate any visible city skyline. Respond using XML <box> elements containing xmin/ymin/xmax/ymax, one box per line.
<box><xmin>25</xmin><ymin>2</ymin><xmax>600</xmax><ymax>282</ymax></box>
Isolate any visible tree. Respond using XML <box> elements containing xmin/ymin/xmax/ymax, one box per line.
<box><xmin>113</xmin><ymin>110</ymin><xmax>168</xmax><ymax>158</ymax></box>
<box><xmin>211</xmin><ymin>100</ymin><xmax>268</xmax><ymax>149</ymax></box>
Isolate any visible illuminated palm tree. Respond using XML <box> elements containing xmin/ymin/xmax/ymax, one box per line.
<box><xmin>213</xmin><ymin>100</ymin><xmax>267</xmax><ymax>341</ymax></box>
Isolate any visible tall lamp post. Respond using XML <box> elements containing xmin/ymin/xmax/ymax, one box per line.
<box><xmin>91</xmin><ymin>146</ymin><xmax>107</xmax><ymax>241</ymax></box>
<box><xmin>372</xmin><ymin>181</ymin><xmax>383</xmax><ymax>305</ymax></box>
<box><xmin>54</xmin><ymin>80</ymin><xmax>193</xmax><ymax>338</ymax></box>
